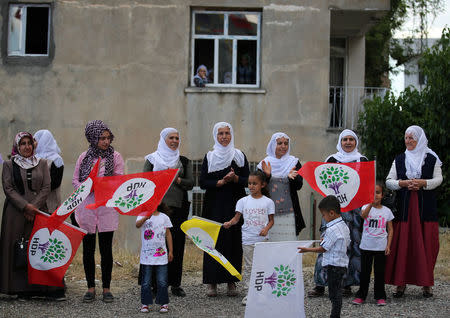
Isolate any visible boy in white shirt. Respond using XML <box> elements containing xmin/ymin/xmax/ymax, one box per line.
<box><xmin>298</xmin><ymin>195</ymin><xmax>350</xmax><ymax>318</ymax></box>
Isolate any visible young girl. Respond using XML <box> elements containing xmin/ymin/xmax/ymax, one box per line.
<box><xmin>352</xmin><ymin>183</ymin><xmax>394</xmax><ymax>306</ymax></box>
<box><xmin>223</xmin><ymin>171</ymin><xmax>275</xmax><ymax>305</ymax></box>
<box><xmin>136</xmin><ymin>203</ymin><xmax>173</xmax><ymax>313</ymax></box>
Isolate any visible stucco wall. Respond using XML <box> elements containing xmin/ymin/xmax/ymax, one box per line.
<box><xmin>0</xmin><ymin>0</ymin><xmax>387</xmax><ymax>252</ymax></box>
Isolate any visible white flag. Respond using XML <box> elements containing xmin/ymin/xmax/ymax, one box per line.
<box><xmin>245</xmin><ymin>241</ymin><xmax>314</xmax><ymax>318</ymax></box>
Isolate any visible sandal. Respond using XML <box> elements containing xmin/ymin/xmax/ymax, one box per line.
<box><xmin>393</xmin><ymin>286</ymin><xmax>406</xmax><ymax>298</ymax></box>
<box><xmin>140</xmin><ymin>304</ymin><xmax>150</xmax><ymax>313</ymax></box>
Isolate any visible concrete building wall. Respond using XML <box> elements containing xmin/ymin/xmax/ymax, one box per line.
<box><xmin>0</xmin><ymin>0</ymin><xmax>389</xmax><ymax>252</ymax></box>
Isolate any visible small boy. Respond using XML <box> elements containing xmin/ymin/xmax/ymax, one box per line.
<box><xmin>298</xmin><ymin>195</ymin><xmax>350</xmax><ymax>318</ymax></box>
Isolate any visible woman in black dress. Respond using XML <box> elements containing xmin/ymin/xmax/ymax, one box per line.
<box><xmin>200</xmin><ymin>122</ymin><xmax>249</xmax><ymax>297</ymax></box>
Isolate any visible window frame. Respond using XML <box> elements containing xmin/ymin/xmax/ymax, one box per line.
<box><xmin>7</xmin><ymin>3</ymin><xmax>51</xmax><ymax>57</ymax></box>
<box><xmin>190</xmin><ymin>10</ymin><xmax>261</xmax><ymax>88</ymax></box>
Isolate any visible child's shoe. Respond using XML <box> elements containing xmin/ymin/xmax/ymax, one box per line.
<box><xmin>140</xmin><ymin>304</ymin><xmax>150</xmax><ymax>313</ymax></box>
<box><xmin>160</xmin><ymin>304</ymin><xmax>169</xmax><ymax>313</ymax></box>
<box><xmin>352</xmin><ymin>298</ymin><xmax>364</xmax><ymax>305</ymax></box>
<box><xmin>376</xmin><ymin>299</ymin><xmax>387</xmax><ymax>306</ymax></box>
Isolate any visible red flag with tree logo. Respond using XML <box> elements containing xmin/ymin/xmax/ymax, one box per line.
<box><xmin>28</xmin><ymin>211</ymin><xmax>87</xmax><ymax>287</ymax></box>
<box><xmin>86</xmin><ymin>169</ymin><xmax>178</xmax><ymax>216</ymax></box>
<box><xmin>298</xmin><ymin>161</ymin><xmax>375</xmax><ymax>212</ymax></box>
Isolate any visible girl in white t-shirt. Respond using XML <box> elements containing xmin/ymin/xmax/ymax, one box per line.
<box><xmin>353</xmin><ymin>183</ymin><xmax>394</xmax><ymax>306</ymax></box>
<box><xmin>136</xmin><ymin>203</ymin><xmax>173</xmax><ymax>313</ymax></box>
<box><xmin>223</xmin><ymin>171</ymin><xmax>275</xmax><ymax>305</ymax></box>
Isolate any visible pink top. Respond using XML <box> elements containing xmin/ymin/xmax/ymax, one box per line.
<box><xmin>72</xmin><ymin>151</ymin><xmax>124</xmax><ymax>234</ymax></box>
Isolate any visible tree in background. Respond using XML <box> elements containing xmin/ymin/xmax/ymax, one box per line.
<box><xmin>365</xmin><ymin>0</ymin><xmax>443</xmax><ymax>87</ymax></box>
<box><xmin>358</xmin><ymin>28</ymin><xmax>449</xmax><ymax>225</ymax></box>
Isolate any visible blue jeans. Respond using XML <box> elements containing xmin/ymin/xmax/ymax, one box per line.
<box><xmin>141</xmin><ymin>264</ymin><xmax>169</xmax><ymax>305</ymax></box>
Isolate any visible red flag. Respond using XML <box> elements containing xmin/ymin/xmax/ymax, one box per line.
<box><xmin>298</xmin><ymin>161</ymin><xmax>375</xmax><ymax>212</ymax></box>
<box><xmin>86</xmin><ymin>169</ymin><xmax>178</xmax><ymax>216</ymax></box>
<box><xmin>47</xmin><ymin>159</ymin><xmax>100</xmax><ymax>229</ymax></box>
<box><xmin>28</xmin><ymin>211</ymin><xmax>86</xmax><ymax>287</ymax></box>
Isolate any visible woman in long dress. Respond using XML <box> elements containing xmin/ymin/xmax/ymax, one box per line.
<box><xmin>385</xmin><ymin>125</ymin><xmax>442</xmax><ymax>298</ymax></box>
<box><xmin>143</xmin><ymin>127</ymin><xmax>194</xmax><ymax>297</ymax></box>
<box><xmin>257</xmin><ymin>132</ymin><xmax>305</xmax><ymax>241</ymax></box>
<box><xmin>0</xmin><ymin>132</ymin><xmax>51</xmax><ymax>299</ymax></box>
<box><xmin>200</xmin><ymin>122</ymin><xmax>249</xmax><ymax>297</ymax></box>
<box><xmin>309</xmin><ymin>129</ymin><xmax>367</xmax><ymax>297</ymax></box>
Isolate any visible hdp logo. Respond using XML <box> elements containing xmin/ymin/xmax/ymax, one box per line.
<box><xmin>39</xmin><ymin>238</ymin><xmax>68</xmax><ymax>264</ymax></box>
<box><xmin>254</xmin><ymin>264</ymin><xmax>296</xmax><ymax>297</ymax></box>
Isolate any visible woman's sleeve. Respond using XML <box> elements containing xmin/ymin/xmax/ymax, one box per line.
<box><xmin>50</xmin><ymin>163</ymin><xmax>64</xmax><ymax>191</ymax></box>
<box><xmin>113</xmin><ymin>152</ymin><xmax>125</xmax><ymax>176</ymax></box>
<box><xmin>72</xmin><ymin>154</ymin><xmax>83</xmax><ymax>189</ymax></box>
<box><xmin>199</xmin><ymin>155</ymin><xmax>219</xmax><ymax>190</ymax></box>
<box><xmin>236</xmin><ymin>155</ymin><xmax>250</xmax><ymax>186</ymax></box>
<box><xmin>290</xmin><ymin>160</ymin><xmax>303</xmax><ymax>190</ymax></box>
<box><xmin>179</xmin><ymin>159</ymin><xmax>194</xmax><ymax>191</ymax></box>
<box><xmin>30</xmin><ymin>162</ymin><xmax>51</xmax><ymax>208</ymax></box>
<box><xmin>424</xmin><ymin>164</ymin><xmax>443</xmax><ymax>190</ymax></box>
<box><xmin>143</xmin><ymin>159</ymin><xmax>153</xmax><ymax>172</ymax></box>
<box><xmin>385</xmin><ymin>161</ymin><xmax>400</xmax><ymax>190</ymax></box>
<box><xmin>2</xmin><ymin>162</ymin><xmax>28</xmax><ymax>211</ymax></box>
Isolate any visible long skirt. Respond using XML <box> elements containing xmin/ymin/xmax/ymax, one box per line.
<box><xmin>385</xmin><ymin>191</ymin><xmax>439</xmax><ymax>286</ymax></box>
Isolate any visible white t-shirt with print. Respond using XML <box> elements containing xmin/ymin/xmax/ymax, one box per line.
<box><xmin>235</xmin><ymin>195</ymin><xmax>275</xmax><ymax>245</ymax></box>
<box><xmin>137</xmin><ymin>213</ymin><xmax>173</xmax><ymax>265</ymax></box>
<box><xmin>360</xmin><ymin>204</ymin><xmax>394</xmax><ymax>251</ymax></box>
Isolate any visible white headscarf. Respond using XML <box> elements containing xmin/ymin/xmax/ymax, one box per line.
<box><xmin>257</xmin><ymin>132</ymin><xmax>299</xmax><ymax>178</ymax></box>
<box><xmin>326</xmin><ymin>129</ymin><xmax>364</xmax><ymax>163</ymax></box>
<box><xmin>145</xmin><ymin>127</ymin><xmax>180</xmax><ymax>171</ymax></box>
<box><xmin>207</xmin><ymin>122</ymin><xmax>245</xmax><ymax>173</ymax></box>
<box><xmin>34</xmin><ymin>129</ymin><xmax>64</xmax><ymax>168</ymax></box>
<box><xmin>404</xmin><ymin>125</ymin><xmax>442</xmax><ymax>179</ymax></box>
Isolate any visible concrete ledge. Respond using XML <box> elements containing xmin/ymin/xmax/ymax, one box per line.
<box><xmin>184</xmin><ymin>87</ymin><xmax>266</xmax><ymax>94</ymax></box>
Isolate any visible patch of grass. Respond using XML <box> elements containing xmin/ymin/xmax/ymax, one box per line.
<box><xmin>435</xmin><ymin>230</ymin><xmax>450</xmax><ymax>282</ymax></box>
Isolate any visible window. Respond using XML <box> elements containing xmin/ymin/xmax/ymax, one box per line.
<box><xmin>329</xmin><ymin>38</ymin><xmax>347</xmax><ymax>128</ymax></box>
<box><xmin>7</xmin><ymin>4</ymin><xmax>51</xmax><ymax>56</ymax></box>
<box><xmin>191</xmin><ymin>10</ymin><xmax>261</xmax><ymax>87</ymax></box>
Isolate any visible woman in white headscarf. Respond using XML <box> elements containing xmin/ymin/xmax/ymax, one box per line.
<box><xmin>143</xmin><ymin>128</ymin><xmax>194</xmax><ymax>297</ymax></box>
<box><xmin>309</xmin><ymin>129</ymin><xmax>368</xmax><ymax>298</ymax></box>
<box><xmin>193</xmin><ymin>65</ymin><xmax>208</xmax><ymax>87</ymax></box>
<box><xmin>34</xmin><ymin>129</ymin><xmax>64</xmax><ymax>214</ymax></box>
<box><xmin>385</xmin><ymin>125</ymin><xmax>442</xmax><ymax>298</ymax></box>
<box><xmin>257</xmin><ymin>132</ymin><xmax>305</xmax><ymax>241</ymax></box>
<box><xmin>200</xmin><ymin>122</ymin><xmax>249</xmax><ymax>297</ymax></box>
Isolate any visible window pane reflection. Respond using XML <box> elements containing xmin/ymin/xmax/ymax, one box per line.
<box><xmin>195</xmin><ymin>13</ymin><xmax>224</xmax><ymax>35</ymax></box>
<box><xmin>237</xmin><ymin>40</ymin><xmax>256</xmax><ymax>84</ymax></box>
<box><xmin>229</xmin><ymin>14</ymin><xmax>257</xmax><ymax>36</ymax></box>
<box><xmin>219</xmin><ymin>40</ymin><xmax>233</xmax><ymax>84</ymax></box>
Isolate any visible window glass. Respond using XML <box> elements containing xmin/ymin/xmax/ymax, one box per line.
<box><xmin>237</xmin><ymin>40</ymin><xmax>256</xmax><ymax>85</ymax></box>
<box><xmin>195</xmin><ymin>13</ymin><xmax>224</xmax><ymax>35</ymax></box>
<box><xmin>219</xmin><ymin>40</ymin><xmax>233</xmax><ymax>84</ymax></box>
<box><xmin>8</xmin><ymin>6</ymin><xmax>23</xmax><ymax>54</ymax></box>
<box><xmin>228</xmin><ymin>14</ymin><xmax>258</xmax><ymax>36</ymax></box>
<box><xmin>194</xmin><ymin>39</ymin><xmax>214</xmax><ymax>82</ymax></box>
<box><xmin>25</xmin><ymin>7</ymin><xmax>49</xmax><ymax>54</ymax></box>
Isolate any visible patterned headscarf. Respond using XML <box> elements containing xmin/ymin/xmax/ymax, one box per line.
<box><xmin>79</xmin><ymin>120</ymin><xmax>115</xmax><ymax>182</ymax></box>
<box><xmin>12</xmin><ymin>131</ymin><xmax>40</xmax><ymax>169</ymax></box>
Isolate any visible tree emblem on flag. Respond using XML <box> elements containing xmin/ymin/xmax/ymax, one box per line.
<box><xmin>64</xmin><ymin>185</ymin><xmax>86</xmax><ymax>206</ymax></box>
<box><xmin>114</xmin><ymin>190</ymin><xmax>144</xmax><ymax>209</ymax></box>
<box><xmin>40</xmin><ymin>238</ymin><xmax>67</xmax><ymax>263</ymax></box>
<box><xmin>318</xmin><ymin>166</ymin><xmax>349</xmax><ymax>194</ymax></box>
<box><xmin>265</xmin><ymin>264</ymin><xmax>296</xmax><ymax>297</ymax></box>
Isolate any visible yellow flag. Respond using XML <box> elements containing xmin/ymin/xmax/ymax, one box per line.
<box><xmin>181</xmin><ymin>216</ymin><xmax>242</xmax><ymax>280</ymax></box>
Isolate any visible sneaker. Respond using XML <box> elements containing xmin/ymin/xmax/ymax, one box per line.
<box><xmin>102</xmin><ymin>291</ymin><xmax>114</xmax><ymax>303</ymax></box>
<box><xmin>82</xmin><ymin>291</ymin><xmax>95</xmax><ymax>303</ymax></box>
<box><xmin>140</xmin><ymin>305</ymin><xmax>150</xmax><ymax>313</ymax></box>
<box><xmin>376</xmin><ymin>299</ymin><xmax>387</xmax><ymax>306</ymax></box>
<box><xmin>160</xmin><ymin>304</ymin><xmax>169</xmax><ymax>313</ymax></box>
<box><xmin>241</xmin><ymin>296</ymin><xmax>247</xmax><ymax>306</ymax></box>
<box><xmin>352</xmin><ymin>298</ymin><xmax>364</xmax><ymax>305</ymax></box>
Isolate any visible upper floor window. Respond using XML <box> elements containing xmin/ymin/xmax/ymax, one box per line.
<box><xmin>7</xmin><ymin>4</ymin><xmax>51</xmax><ymax>56</ymax></box>
<box><xmin>191</xmin><ymin>10</ymin><xmax>261</xmax><ymax>88</ymax></box>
